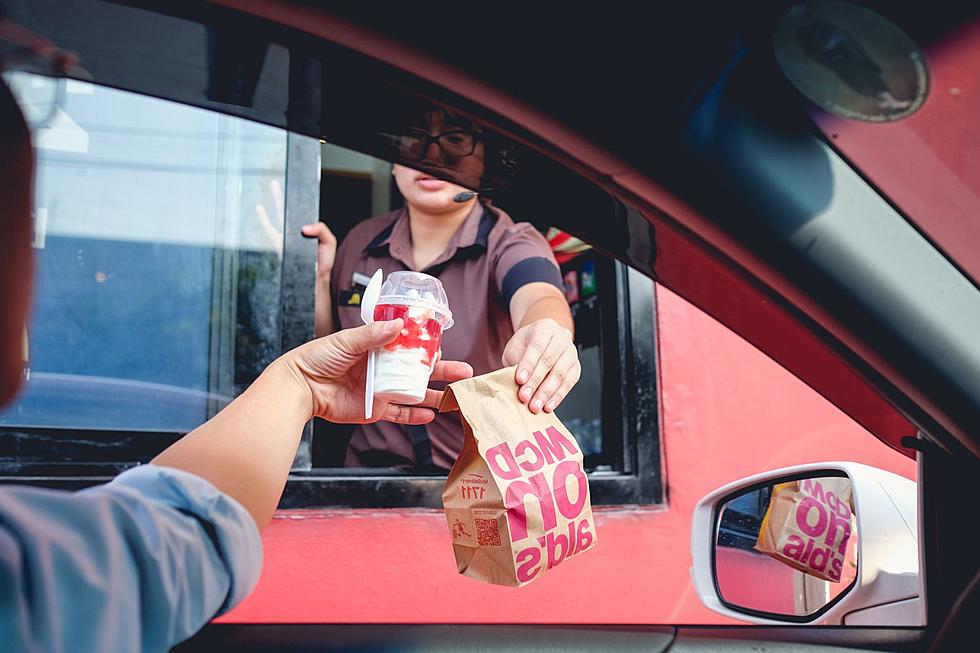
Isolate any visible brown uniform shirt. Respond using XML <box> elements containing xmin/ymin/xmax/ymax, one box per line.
<box><xmin>330</xmin><ymin>201</ymin><xmax>563</xmax><ymax>470</ymax></box>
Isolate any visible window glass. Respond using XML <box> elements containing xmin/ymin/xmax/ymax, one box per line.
<box><xmin>717</xmin><ymin>485</ymin><xmax>773</xmax><ymax>551</ymax></box>
<box><xmin>0</xmin><ymin>77</ymin><xmax>287</xmax><ymax>432</ymax></box>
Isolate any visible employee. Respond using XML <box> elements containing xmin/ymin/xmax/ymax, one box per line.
<box><xmin>303</xmin><ymin>105</ymin><xmax>580</xmax><ymax>470</ymax></box>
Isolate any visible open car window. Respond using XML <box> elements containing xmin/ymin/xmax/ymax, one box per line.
<box><xmin>1</xmin><ymin>0</ymin><xmax>926</xmax><ymax>454</ymax></box>
<box><xmin>0</xmin><ymin>2</ymin><xmax>664</xmax><ymax>506</ymax></box>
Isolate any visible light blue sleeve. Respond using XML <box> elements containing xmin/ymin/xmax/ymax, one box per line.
<box><xmin>0</xmin><ymin>465</ymin><xmax>262</xmax><ymax>653</ymax></box>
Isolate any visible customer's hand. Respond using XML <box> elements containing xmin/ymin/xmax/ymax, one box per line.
<box><xmin>501</xmin><ymin>317</ymin><xmax>581</xmax><ymax>414</ymax></box>
<box><xmin>283</xmin><ymin>319</ymin><xmax>473</xmax><ymax>424</ymax></box>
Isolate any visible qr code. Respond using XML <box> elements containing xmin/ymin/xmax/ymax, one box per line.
<box><xmin>475</xmin><ymin>518</ymin><xmax>502</xmax><ymax>547</ymax></box>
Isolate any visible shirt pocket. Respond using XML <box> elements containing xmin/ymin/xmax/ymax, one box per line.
<box><xmin>336</xmin><ymin>304</ymin><xmax>365</xmax><ymax>330</ymax></box>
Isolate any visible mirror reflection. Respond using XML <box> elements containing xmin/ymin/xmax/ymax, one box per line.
<box><xmin>715</xmin><ymin>475</ymin><xmax>858</xmax><ymax>617</ymax></box>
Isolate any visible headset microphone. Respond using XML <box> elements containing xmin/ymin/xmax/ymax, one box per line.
<box><xmin>452</xmin><ymin>191</ymin><xmax>477</xmax><ymax>203</ymax></box>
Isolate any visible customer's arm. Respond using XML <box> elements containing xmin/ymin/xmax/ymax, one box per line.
<box><xmin>153</xmin><ymin>318</ymin><xmax>472</xmax><ymax>530</ymax></box>
<box><xmin>0</xmin><ymin>320</ymin><xmax>471</xmax><ymax>652</ymax></box>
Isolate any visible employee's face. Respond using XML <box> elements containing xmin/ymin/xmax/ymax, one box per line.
<box><xmin>392</xmin><ymin>109</ymin><xmax>485</xmax><ymax>211</ymax></box>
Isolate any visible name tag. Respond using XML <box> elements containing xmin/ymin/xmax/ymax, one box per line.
<box><xmin>352</xmin><ymin>271</ymin><xmax>373</xmax><ymax>287</ymax></box>
<box><xmin>339</xmin><ymin>289</ymin><xmax>362</xmax><ymax>307</ymax></box>
<box><xmin>339</xmin><ymin>271</ymin><xmax>373</xmax><ymax>307</ymax></box>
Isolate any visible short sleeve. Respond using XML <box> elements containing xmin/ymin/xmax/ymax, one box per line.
<box><xmin>0</xmin><ymin>465</ymin><xmax>262</xmax><ymax>653</ymax></box>
<box><xmin>493</xmin><ymin>223</ymin><xmax>564</xmax><ymax>305</ymax></box>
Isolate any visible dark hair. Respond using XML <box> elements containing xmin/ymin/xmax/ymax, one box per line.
<box><xmin>480</xmin><ymin>131</ymin><xmax>520</xmax><ymax>192</ymax></box>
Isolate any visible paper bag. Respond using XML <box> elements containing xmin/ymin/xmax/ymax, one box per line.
<box><xmin>754</xmin><ymin>476</ymin><xmax>855</xmax><ymax>582</ymax></box>
<box><xmin>439</xmin><ymin>367</ymin><xmax>597</xmax><ymax>587</ymax></box>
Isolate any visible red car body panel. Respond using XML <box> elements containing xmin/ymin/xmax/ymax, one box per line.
<box><xmin>814</xmin><ymin>19</ymin><xmax>980</xmax><ymax>287</ymax></box>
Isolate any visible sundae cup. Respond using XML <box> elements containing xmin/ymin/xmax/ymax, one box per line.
<box><xmin>372</xmin><ymin>271</ymin><xmax>453</xmax><ymax>405</ymax></box>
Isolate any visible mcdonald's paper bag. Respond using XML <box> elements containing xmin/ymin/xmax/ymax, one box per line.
<box><xmin>755</xmin><ymin>476</ymin><xmax>855</xmax><ymax>582</ymax></box>
<box><xmin>439</xmin><ymin>367</ymin><xmax>597</xmax><ymax>587</ymax></box>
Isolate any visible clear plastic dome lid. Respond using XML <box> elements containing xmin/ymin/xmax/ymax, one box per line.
<box><xmin>377</xmin><ymin>271</ymin><xmax>454</xmax><ymax>329</ymax></box>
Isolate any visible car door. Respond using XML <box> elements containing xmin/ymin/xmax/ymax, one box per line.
<box><xmin>201</xmin><ymin>2</ymin><xmax>977</xmax><ymax>648</ymax></box>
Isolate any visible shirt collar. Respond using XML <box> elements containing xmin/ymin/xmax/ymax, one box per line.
<box><xmin>363</xmin><ymin>202</ymin><xmax>497</xmax><ymax>271</ymax></box>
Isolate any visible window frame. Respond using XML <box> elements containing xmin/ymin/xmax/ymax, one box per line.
<box><xmin>280</xmin><ymin>131</ymin><xmax>319</xmax><ymax>471</ymax></box>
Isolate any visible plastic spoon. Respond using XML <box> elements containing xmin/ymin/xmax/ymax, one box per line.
<box><xmin>360</xmin><ymin>269</ymin><xmax>383</xmax><ymax>419</ymax></box>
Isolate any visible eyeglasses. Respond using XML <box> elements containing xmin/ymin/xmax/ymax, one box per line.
<box><xmin>395</xmin><ymin>127</ymin><xmax>480</xmax><ymax>161</ymax></box>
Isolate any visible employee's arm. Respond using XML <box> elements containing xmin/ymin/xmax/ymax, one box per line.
<box><xmin>301</xmin><ymin>221</ymin><xmax>338</xmax><ymax>337</ymax></box>
<box><xmin>503</xmin><ymin>282</ymin><xmax>581</xmax><ymax>414</ymax></box>
<box><xmin>153</xmin><ymin>319</ymin><xmax>473</xmax><ymax>530</ymax></box>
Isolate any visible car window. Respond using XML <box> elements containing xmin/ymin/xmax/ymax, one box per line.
<box><xmin>0</xmin><ymin>75</ymin><xmax>662</xmax><ymax>505</ymax></box>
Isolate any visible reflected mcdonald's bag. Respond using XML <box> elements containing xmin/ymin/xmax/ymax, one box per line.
<box><xmin>439</xmin><ymin>367</ymin><xmax>598</xmax><ymax>587</ymax></box>
<box><xmin>755</xmin><ymin>476</ymin><xmax>855</xmax><ymax>582</ymax></box>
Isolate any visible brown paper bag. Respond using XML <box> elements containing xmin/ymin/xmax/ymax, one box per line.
<box><xmin>754</xmin><ymin>477</ymin><xmax>855</xmax><ymax>582</ymax></box>
<box><xmin>439</xmin><ymin>367</ymin><xmax>597</xmax><ymax>587</ymax></box>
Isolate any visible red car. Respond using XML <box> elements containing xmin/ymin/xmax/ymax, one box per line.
<box><xmin>1</xmin><ymin>1</ymin><xmax>976</xmax><ymax>650</ymax></box>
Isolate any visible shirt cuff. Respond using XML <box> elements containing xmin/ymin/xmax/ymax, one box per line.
<box><xmin>104</xmin><ymin>465</ymin><xmax>263</xmax><ymax>615</ymax></box>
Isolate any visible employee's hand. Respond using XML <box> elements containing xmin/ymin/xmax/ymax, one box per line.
<box><xmin>301</xmin><ymin>221</ymin><xmax>339</xmax><ymax>338</ymax></box>
<box><xmin>502</xmin><ymin>317</ymin><xmax>581</xmax><ymax>414</ymax></box>
<box><xmin>283</xmin><ymin>319</ymin><xmax>473</xmax><ymax>425</ymax></box>
<box><xmin>300</xmin><ymin>221</ymin><xmax>338</xmax><ymax>280</ymax></box>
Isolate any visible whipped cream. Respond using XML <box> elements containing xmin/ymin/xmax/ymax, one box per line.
<box><xmin>373</xmin><ymin>346</ymin><xmax>433</xmax><ymax>404</ymax></box>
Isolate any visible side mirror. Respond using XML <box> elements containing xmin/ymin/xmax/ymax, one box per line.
<box><xmin>691</xmin><ymin>462</ymin><xmax>922</xmax><ymax>625</ymax></box>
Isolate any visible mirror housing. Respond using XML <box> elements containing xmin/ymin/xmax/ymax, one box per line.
<box><xmin>691</xmin><ymin>462</ymin><xmax>922</xmax><ymax>625</ymax></box>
